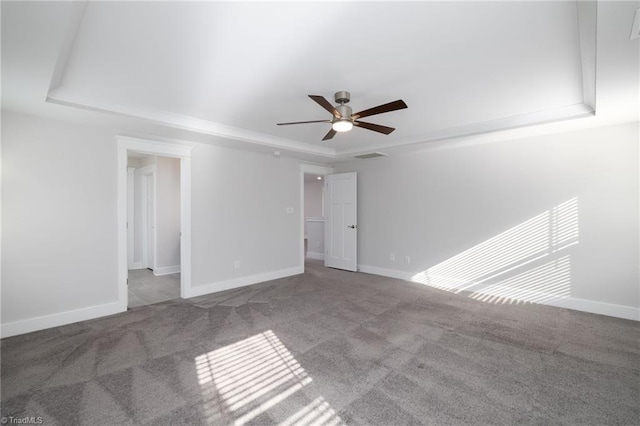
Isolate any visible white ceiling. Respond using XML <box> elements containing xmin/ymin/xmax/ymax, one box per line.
<box><xmin>2</xmin><ymin>1</ymin><xmax>638</xmax><ymax>163</ymax></box>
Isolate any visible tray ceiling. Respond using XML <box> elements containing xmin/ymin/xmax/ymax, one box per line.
<box><xmin>3</xmin><ymin>1</ymin><xmax>638</xmax><ymax>161</ymax></box>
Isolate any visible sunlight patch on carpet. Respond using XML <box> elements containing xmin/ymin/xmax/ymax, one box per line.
<box><xmin>196</xmin><ymin>330</ymin><xmax>343</xmax><ymax>425</ymax></box>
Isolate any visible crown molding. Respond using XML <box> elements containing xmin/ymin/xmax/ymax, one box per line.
<box><xmin>337</xmin><ymin>103</ymin><xmax>595</xmax><ymax>158</ymax></box>
<box><xmin>47</xmin><ymin>90</ymin><xmax>337</xmax><ymax>158</ymax></box>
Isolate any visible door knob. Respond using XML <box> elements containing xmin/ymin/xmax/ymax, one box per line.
<box><xmin>348</xmin><ymin>225</ymin><xmax>357</xmax><ymax>229</ymax></box>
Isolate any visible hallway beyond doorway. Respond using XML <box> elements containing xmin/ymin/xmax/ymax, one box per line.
<box><xmin>128</xmin><ymin>269</ymin><xmax>180</xmax><ymax>308</ymax></box>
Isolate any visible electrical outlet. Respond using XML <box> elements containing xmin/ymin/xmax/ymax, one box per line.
<box><xmin>404</xmin><ymin>256</ymin><xmax>411</xmax><ymax>264</ymax></box>
<box><xmin>390</xmin><ymin>253</ymin><xmax>395</xmax><ymax>261</ymax></box>
<box><xmin>234</xmin><ymin>260</ymin><xmax>240</xmax><ymax>269</ymax></box>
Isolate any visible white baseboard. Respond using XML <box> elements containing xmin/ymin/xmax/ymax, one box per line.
<box><xmin>1</xmin><ymin>301</ymin><xmax>124</xmax><ymax>338</ymax></box>
<box><xmin>545</xmin><ymin>297</ymin><xmax>639</xmax><ymax>321</ymax></box>
<box><xmin>6</xmin><ymin>263</ymin><xmax>633</xmax><ymax>339</ymax></box>
<box><xmin>306</xmin><ymin>252</ymin><xmax>325</xmax><ymax>260</ymax></box>
<box><xmin>359</xmin><ymin>264</ymin><xmax>413</xmax><ymax>281</ymax></box>
<box><xmin>358</xmin><ymin>264</ymin><xmax>640</xmax><ymax>321</ymax></box>
<box><xmin>154</xmin><ymin>265</ymin><xmax>181</xmax><ymax>276</ymax></box>
<box><xmin>128</xmin><ymin>262</ymin><xmax>143</xmax><ymax>270</ymax></box>
<box><xmin>184</xmin><ymin>266</ymin><xmax>303</xmax><ymax>299</ymax></box>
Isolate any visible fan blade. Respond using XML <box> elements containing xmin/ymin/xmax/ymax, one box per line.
<box><xmin>322</xmin><ymin>129</ymin><xmax>337</xmax><ymax>141</ymax></box>
<box><xmin>277</xmin><ymin>120</ymin><xmax>331</xmax><ymax>125</ymax></box>
<box><xmin>352</xmin><ymin>100</ymin><xmax>407</xmax><ymax>120</ymax></box>
<box><xmin>309</xmin><ymin>95</ymin><xmax>341</xmax><ymax>118</ymax></box>
<box><xmin>354</xmin><ymin>121</ymin><xmax>396</xmax><ymax>135</ymax></box>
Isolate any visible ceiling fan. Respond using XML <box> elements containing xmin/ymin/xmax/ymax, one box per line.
<box><xmin>277</xmin><ymin>91</ymin><xmax>408</xmax><ymax>141</ymax></box>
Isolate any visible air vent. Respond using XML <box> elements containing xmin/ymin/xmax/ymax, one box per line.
<box><xmin>631</xmin><ymin>8</ymin><xmax>640</xmax><ymax>40</ymax></box>
<box><xmin>353</xmin><ymin>152</ymin><xmax>388</xmax><ymax>159</ymax></box>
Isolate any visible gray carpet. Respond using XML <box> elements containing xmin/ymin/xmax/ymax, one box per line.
<box><xmin>2</xmin><ymin>260</ymin><xmax>638</xmax><ymax>425</ymax></box>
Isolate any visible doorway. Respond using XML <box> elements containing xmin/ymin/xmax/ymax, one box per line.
<box><xmin>304</xmin><ymin>173</ymin><xmax>325</xmax><ymax>261</ymax></box>
<box><xmin>117</xmin><ymin>136</ymin><xmax>192</xmax><ymax>312</ymax></box>
<box><xmin>126</xmin><ymin>154</ymin><xmax>181</xmax><ymax>307</ymax></box>
<box><xmin>300</xmin><ymin>164</ymin><xmax>333</xmax><ymax>271</ymax></box>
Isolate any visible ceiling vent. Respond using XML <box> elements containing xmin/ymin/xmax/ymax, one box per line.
<box><xmin>353</xmin><ymin>152</ymin><xmax>388</xmax><ymax>159</ymax></box>
<box><xmin>631</xmin><ymin>8</ymin><xmax>640</xmax><ymax>40</ymax></box>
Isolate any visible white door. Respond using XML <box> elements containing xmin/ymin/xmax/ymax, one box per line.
<box><xmin>325</xmin><ymin>172</ymin><xmax>357</xmax><ymax>271</ymax></box>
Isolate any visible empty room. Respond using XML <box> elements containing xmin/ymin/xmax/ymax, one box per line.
<box><xmin>1</xmin><ymin>1</ymin><xmax>639</xmax><ymax>425</ymax></box>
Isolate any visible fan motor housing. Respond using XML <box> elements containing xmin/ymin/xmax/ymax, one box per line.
<box><xmin>334</xmin><ymin>91</ymin><xmax>350</xmax><ymax>104</ymax></box>
<box><xmin>335</xmin><ymin>104</ymin><xmax>352</xmax><ymax>120</ymax></box>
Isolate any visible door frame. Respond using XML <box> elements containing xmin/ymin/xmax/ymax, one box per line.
<box><xmin>117</xmin><ymin>136</ymin><xmax>192</xmax><ymax>311</ymax></box>
<box><xmin>300</xmin><ymin>164</ymin><xmax>333</xmax><ymax>270</ymax></box>
<box><xmin>126</xmin><ymin>167</ymin><xmax>137</xmax><ymax>269</ymax></box>
<box><xmin>138</xmin><ymin>164</ymin><xmax>157</xmax><ymax>270</ymax></box>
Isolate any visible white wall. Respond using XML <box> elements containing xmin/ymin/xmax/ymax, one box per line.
<box><xmin>305</xmin><ymin>219</ymin><xmax>324</xmax><ymax>259</ymax></box>
<box><xmin>335</xmin><ymin>122</ymin><xmax>639</xmax><ymax>319</ymax></box>
<box><xmin>190</xmin><ymin>143</ymin><xmax>300</xmax><ymax>289</ymax></box>
<box><xmin>1</xmin><ymin>111</ymin><xmax>302</xmax><ymax>336</ymax></box>
<box><xmin>304</xmin><ymin>178</ymin><xmax>323</xmax><ymax>218</ymax></box>
<box><xmin>2</xmin><ymin>112</ymin><xmax>119</xmax><ymax>326</ymax></box>
<box><xmin>3</xmin><ymin>109</ymin><xmax>636</xmax><ymax>336</ymax></box>
<box><xmin>155</xmin><ymin>156</ymin><xmax>180</xmax><ymax>272</ymax></box>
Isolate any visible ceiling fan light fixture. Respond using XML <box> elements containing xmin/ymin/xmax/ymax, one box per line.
<box><xmin>332</xmin><ymin>119</ymin><xmax>353</xmax><ymax>132</ymax></box>
<box><xmin>277</xmin><ymin>92</ymin><xmax>407</xmax><ymax>140</ymax></box>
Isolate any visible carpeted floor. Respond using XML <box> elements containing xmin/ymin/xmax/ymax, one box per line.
<box><xmin>2</xmin><ymin>260</ymin><xmax>638</xmax><ymax>425</ymax></box>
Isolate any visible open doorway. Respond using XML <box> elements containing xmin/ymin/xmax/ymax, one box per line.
<box><xmin>300</xmin><ymin>164</ymin><xmax>333</xmax><ymax>271</ymax></box>
<box><xmin>304</xmin><ymin>173</ymin><xmax>325</xmax><ymax>261</ymax></box>
<box><xmin>117</xmin><ymin>136</ymin><xmax>192</xmax><ymax>313</ymax></box>
<box><xmin>126</xmin><ymin>153</ymin><xmax>181</xmax><ymax>307</ymax></box>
